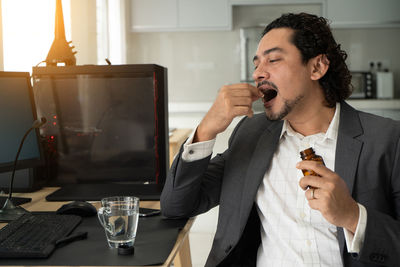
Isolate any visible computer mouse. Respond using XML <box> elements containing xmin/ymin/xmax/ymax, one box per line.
<box><xmin>56</xmin><ymin>201</ymin><xmax>97</xmax><ymax>217</ymax></box>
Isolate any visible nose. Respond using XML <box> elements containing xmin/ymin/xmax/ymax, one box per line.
<box><xmin>252</xmin><ymin>65</ymin><xmax>269</xmax><ymax>83</ymax></box>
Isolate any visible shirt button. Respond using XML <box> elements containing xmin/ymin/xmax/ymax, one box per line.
<box><xmin>306</xmin><ymin>240</ymin><xmax>311</xmax><ymax>246</ymax></box>
<box><xmin>188</xmin><ymin>150</ymin><xmax>194</xmax><ymax>155</ymax></box>
<box><xmin>304</xmin><ymin>143</ymin><xmax>310</xmax><ymax>149</ymax></box>
<box><xmin>299</xmin><ymin>212</ymin><xmax>306</xmax><ymax>219</ymax></box>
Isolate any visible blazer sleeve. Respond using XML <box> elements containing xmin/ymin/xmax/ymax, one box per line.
<box><xmin>357</xmin><ymin>132</ymin><xmax>400</xmax><ymax>266</ymax></box>
<box><xmin>160</xmin><ymin>117</ymin><xmax>247</xmax><ymax>218</ymax></box>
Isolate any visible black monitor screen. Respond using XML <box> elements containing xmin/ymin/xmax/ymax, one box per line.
<box><xmin>32</xmin><ymin>65</ymin><xmax>169</xmax><ymax>186</ymax></box>
<box><xmin>0</xmin><ymin>72</ymin><xmax>42</xmax><ymax>172</ymax></box>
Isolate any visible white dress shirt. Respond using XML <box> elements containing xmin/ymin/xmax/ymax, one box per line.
<box><xmin>181</xmin><ymin>103</ymin><xmax>367</xmax><ymax>266</ymax></box>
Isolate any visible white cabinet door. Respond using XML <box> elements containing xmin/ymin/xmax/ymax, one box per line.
<box><xmin>327</xmin><ymin>0</ymin><xmax>400</xmax><ymax>28</ymax></box>
<box><xmin>179</xmin><ymin>0</ymin><xmax>230</xmax><ymax>30</ymax></box>
<box><xmin>130</xmin><ymin>0</ymin><xmax>178</xmax><ymax>31</ymax></box>
<box><xmin>130</xmin><ymin>0</ymin><xmax>231</xmax><ymax>31</ymax></box>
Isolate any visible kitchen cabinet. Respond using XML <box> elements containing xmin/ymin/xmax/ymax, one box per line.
<box><xmin>326</xmin><ymin>0</ymin><xmax>400</xmax><ymax>28</ymax></box>
<box><xmin>130</xmin><ymin>0</ymin><xmax>178</xmax><ymax>31</ymax></box>
<box><xmin>130</xmin><ymin>0</ymin><xmax>231</xmax><ymax>32</ymax></box>
<box><xmin>229</xmin><ymin>0</ymin><xmax>323</xmax><ymax>5</ymax></box>
<box><xmin>130</xmin><ymin>0</ymin><xmax>400</xmax><ymax>31</ymax></box>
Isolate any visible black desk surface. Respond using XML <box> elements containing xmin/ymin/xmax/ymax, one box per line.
<box><xmin>46</xmin><ymin>184</ymin><xmax>163</xmax><ymax>202</ymax></box>
<box><xmin>0</xmin><ymin>213</ymin><xmax>188</xmax><ymax>266</ymax></box>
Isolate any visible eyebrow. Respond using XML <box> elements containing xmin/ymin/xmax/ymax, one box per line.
<box><xmin>253</xmin><ymin>47</ymin><xmax>284</xmax><ymax>62</ymax></box>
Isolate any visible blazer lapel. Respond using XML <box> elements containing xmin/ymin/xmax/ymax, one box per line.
<box><xmin>335</xmin><ymin>101</ymin><xmax>364</xmax><ymax>255</ymax></box>
<box><xmin>239</xmin><ymin>120</ymin><xmax>283</xmax><ymax>227</ymax></box>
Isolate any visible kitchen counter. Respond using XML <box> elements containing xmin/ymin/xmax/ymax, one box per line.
<box><xmin>346</xmin><ymin>99</ymin><xmax>400</xmax><ymax>110</ymax></box>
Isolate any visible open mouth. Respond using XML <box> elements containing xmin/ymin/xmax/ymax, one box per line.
<box><xmin>261</xmin><ymin>89</ymin><xmax>278</xmax><ymax>102</ymax></box>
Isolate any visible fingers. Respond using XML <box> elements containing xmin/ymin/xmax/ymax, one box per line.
<box><xmin>223</xmin><ymin>96</ymin><xmax>252</xmax><ymax>115</ymax></box>
<box><xmin>299</xmin><ymin>175</ymin><xmax>324</xmax><ymax>190</ymax></box>
<box><xmin>222</xmin><ymin>83</ymin><xmax>261</xmax><ymax>101</ymax></box>
<box><xmin>305</xmin><ymin>188</ymin><xmax>320</xmax><ymax>212</ymax></box>
<box><xmin>227</xmin><ymin>88</ymin><xmax>255</xmax><ymax>98</ymax></box>
<box><xmin>219</xmin><ymin>84</ymin><xmax>260</xmax><ymax>118</ymax></box>
<box><xmin>296</xmin><ymin>160</ymin><xmax>333</xmax><ymax>177</ymax></box>
<box><xmin>226</xmin><ymin>96</ymin><xmax>253</xmax><ymax>107</ymax></box>
<box><xmin>308</xmin><ymin>188</ymin><xmax>315</xmax><ymax>200</ymax></box>
<box><xmin>305</xmin><ymin>187</ymin><xmax>323</xmax><ymax>201</ymax></box>
<box><xmin>298</xmin><ymin>161</ymin><xmax>331</xmax><ymax>191</ymax></box>
<box><xmin>196</xmin><ymin>83</ymin><xmax>259</xmax><ymax>141</ymax></box>
<box><xmin>297</xmin><ymin>160</ymin><xmax>339</xmax><ymax>190</ymax></box>
<box><xmin>246</xmin><ymin>83</ymin><xmax>263</xmax><ymax>100</ymax></box>
<box><xmin>305</xmin><ymin>187</ymin><xmax>327</xmax><ymax>213</ymax></box>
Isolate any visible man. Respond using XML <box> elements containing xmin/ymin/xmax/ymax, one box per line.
<box><xmin>161</xmin><ymin>13</ymin><xmax>400</xmax><ymax>266</ymax></box>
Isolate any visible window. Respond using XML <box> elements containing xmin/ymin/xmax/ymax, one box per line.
<box><xmin>1</xmin><ymin>0</ymin><xmax>71</xmax><ymax>72</ymax></box>
<box><xmin>96</xmin><ymin>0</ymin><xmax>126</xmax><ymax>65</ymax></box>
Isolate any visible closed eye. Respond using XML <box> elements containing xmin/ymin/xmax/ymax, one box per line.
<box><xmin>254</xmin><ymin>58</ymin><xmax>281</xmax><ymax>69</ymax></box>
<box><xmin>269</xmin><ymin>59</ymin><xmax>281</xmax><ymax>63</ymax></box>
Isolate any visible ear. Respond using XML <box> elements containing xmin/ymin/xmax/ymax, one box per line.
<box><xmin>310</xmin><ymin>54</ymin><xmax>330</xmax><ymax>81</ymax></box>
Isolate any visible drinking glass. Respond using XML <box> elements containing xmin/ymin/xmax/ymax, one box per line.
<box><xmin>97</xmin><ymin>196</ymin><xmax>139</xmax><ymax>248</ymax></box>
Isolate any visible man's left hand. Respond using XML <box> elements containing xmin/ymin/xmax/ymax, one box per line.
<box><xmin>297</xmin><ymin>160</ymin><xmax>359</xmax><ymax>233</ymax></box>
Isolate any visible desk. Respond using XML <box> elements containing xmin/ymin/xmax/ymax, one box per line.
<box><xmin>169</xmin><ymin>129</ymin><xmax>192</xmax><ymax>166</ymax></box>
<box><xmin>0</xmin><ymin>187</ymin><xmax>194</xmax><ymax>267</ymax></box>
<box><xmin>0</xmin><ymin>129</ymin><xmax>193</xmax><ymax>266</ymax></box>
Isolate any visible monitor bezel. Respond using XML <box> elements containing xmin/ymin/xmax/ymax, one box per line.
<box><xmin>0</xmin><ymin>71</ymin><xmax>44</xmax><ymax>173</ymax></box>
<box><xmin>32</xmin><ymin>64</ymin><xmax>169</xmax><ymax>186</ymax></box>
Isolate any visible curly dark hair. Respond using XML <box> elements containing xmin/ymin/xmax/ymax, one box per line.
<box><xmin>262</xmin><ymin>13</ymin><xmax>352</xmax><ymax>107</ymax></box>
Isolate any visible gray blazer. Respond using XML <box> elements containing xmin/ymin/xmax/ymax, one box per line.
<box><xmin>161</xmin><ymin>101</ymin><xmax>400</xmax><ymax>267</ymax></box>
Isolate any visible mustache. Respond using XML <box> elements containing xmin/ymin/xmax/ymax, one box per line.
<box><xmin>257</xmin><ymin>80</ymin><xmax>278</xmax><ymax>91</ymax></box>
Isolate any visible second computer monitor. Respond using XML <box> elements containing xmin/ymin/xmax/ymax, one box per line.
<box><xmin>0</xmin><ymin>71</ymin><xmax>43</xmax><ymax>192</ymax></box>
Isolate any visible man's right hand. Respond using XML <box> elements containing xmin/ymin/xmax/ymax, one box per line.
<box><xmin>194</xmin><ymin>83</ymin><xmax>261</xmax><ymax>143</ymax></box>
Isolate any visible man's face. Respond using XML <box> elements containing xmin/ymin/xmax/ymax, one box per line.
<box><xmin>252</xmin><ymin>28</ymin><xmax>316</xmax><ymax>121</ymax></box>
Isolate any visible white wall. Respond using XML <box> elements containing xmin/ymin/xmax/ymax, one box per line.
<box><xmin>127</xmin><ymin>30</ymin><xmax>241</xmax><ymax>103</ymax></box>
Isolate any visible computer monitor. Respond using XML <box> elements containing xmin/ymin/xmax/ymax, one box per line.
<box><xmin>31</xmin><ymin>65</ymin><xmax>169</xmax><ymax>200</ymax></box>
<box><xmin>0</xmin><ymin>72</ymin><xmax>43</xmax><ymax>193</ymax></box>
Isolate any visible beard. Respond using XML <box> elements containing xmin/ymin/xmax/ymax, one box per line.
<box><xmin>265</xmin><ymin>94</ymin><xmax>304</xmax><ymax>121</ymax></box>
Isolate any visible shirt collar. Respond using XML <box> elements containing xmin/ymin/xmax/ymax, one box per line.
<box><xmin>279</xmin><ymin>102</ymin><xmax>341</xmax><ymax>141</ymax></box>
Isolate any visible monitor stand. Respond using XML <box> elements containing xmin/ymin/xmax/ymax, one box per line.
<box><xmin>45</xmin><ymin>183</ymin><xmax>163</xmax><ymax>201</ymax></box>
<box><xmin>0</xmin><ymin>196</ymin><xmax>32</xmax><ymax>207</ymax></box>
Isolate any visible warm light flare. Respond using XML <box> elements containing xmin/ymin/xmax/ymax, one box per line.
<box><xmin>2</xmin><ymin>0</ymin><xmax>71</xmax><ymax>73</ymax></box>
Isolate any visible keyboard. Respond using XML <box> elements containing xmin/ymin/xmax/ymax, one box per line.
<box><xmin>0</xmin><ymin>213</ymin><xmax>82</xmax><ymax>258</ymax></box>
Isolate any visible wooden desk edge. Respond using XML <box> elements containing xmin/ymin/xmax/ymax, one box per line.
<box><xmin>169</xmin><ymin>129</ymin><xmax>192</xmax><ymax>144</ymax></box>
<box><xmin>162</xmin><ymin>217</ymin><xmax>194</xmax><ymax>267</ymax></box>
